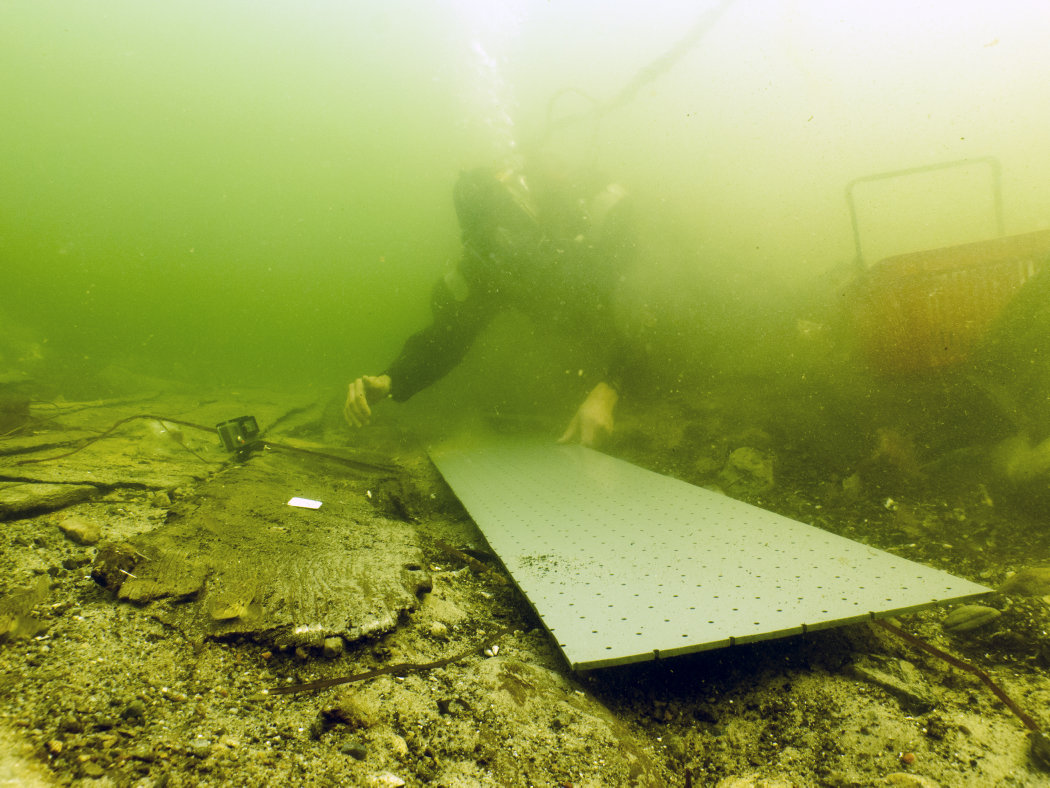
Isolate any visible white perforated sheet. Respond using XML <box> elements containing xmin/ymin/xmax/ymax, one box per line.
<box><xmin>430</xmin><ymin>440</ymin><xmax>989</xmax><ymax>670</ymax></box>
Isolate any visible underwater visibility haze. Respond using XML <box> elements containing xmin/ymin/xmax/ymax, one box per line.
<box><xmin>3</xmin><ymin>0</ymin><xmax>1050</xmax><ymax>398</ymax></box>
<box><xmin>7</xmin><ymin>4</ymin><xmax>1050</xmax><ymax>785</ymax></box>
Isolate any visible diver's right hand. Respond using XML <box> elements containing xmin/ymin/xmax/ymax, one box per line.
<box><xmin>344</xmin><ymin>374</ymin><xmax>392</xmax><ymax>427</ymax></box>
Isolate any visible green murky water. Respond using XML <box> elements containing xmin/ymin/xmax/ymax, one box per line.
<box><xmin>2</xmin><ymin>1</ymin><xmax>1048</xmax><ymax>404</ymax></box>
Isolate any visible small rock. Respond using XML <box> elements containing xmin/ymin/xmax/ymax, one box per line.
<box><xmin>998</xmin><ymin>567</ymin><xmax>1050</xmax><ymax>597</ymax></box>
<box><xmin>80</xmin><ymin>762</ymin><xmax>106</xmax><ymax>779</ymax></box>
<box><xmin>322</xmin><ymin>691</ymin><xmax>376</xmax><ymax>731</ymax></box>
<box><xmin>719</xmin><ymin>447</ymin><xmax>774</xmax><ymax>495</ymax></box>
<box><xmin>90</xmin><ymin>542</ymin><xmax>140</xmax><ymax>591</ymax></box>
<box><xmin>122</xmin><ymin>699</ymin><xmax>147</xmax><ymax>721</ymax></box>
<box><xmin>130</xmin><ymin>746</ymin><xmax>156</xmax><ymax>762</ymax></box>
<box><xmin>188</xmin><ymin>738</ymin><xmax>212</xmax><ymax>758</ymax></box>
<box><xmin>57</xmin><ymin>716</ymin><xmax>83</xmax><ymax>734</ymax></box>
<box><xmin>878</xmin><ymin>773</ymin><xmax>941</xmax><ymax>786</ymax></box>
<box><xmin>716</xmin><ymin>777</ymin><xmax>794</xmax><ymax>788</ymax></box>
<box><xmin>94</xmin><ymin>713</ymin><xmax>121</xmax><ymax>731</ymax></box>
<box><xmin>942</xmin><ymin>604</ymin><xmax>1001</xmax><ymax>633</ymax></box>
<box><xmin>386</xmin><ymin>733</ymin><xmax>409</xmax><ymax>759</ymax></box>
<box><xmin>323</xmin><ymin>637</ymin><xmax>344</xmax><ymax>659</ymax></box>
<box><xmin>341</xmin><ymin>740</ymin><xmax>368</xmax><ymax>760</ymax></box>
<box><xmin>369</xmin><ymin>773</ymin><xmax>406</xmax><ymax>788</ymax></box>
<box><xmin>423</xmin><ymin>595</ymin><xmax>469</xmax><ymax>624</ymax></box>
<box><xmin>923</xmin><ymin>715</ymin><xmax>949</xmax><ymax>740</ymax></box>
<box><xmin>550</xmin><ymin>712</ymin><xmax>572</xmax><ymax>730</ymax></box>
<box><xmin>429</xmin><ymin>621</ymin><xmax>449</xmax><ymax>639</ymax></box>
<box><xmin>151</xmin><ymin>491</ymin><xmax>172</xmax><ymax>508</ymax></box>
<box><xmin>841</xmin><ymin>472</ymin><xmax>864</xmax><ymax>501</ymax></box>
<box><xmin>0</xmin><ymin>576</ymin><xmax>51</xmax><ymax>642</ymax></box>
<box><xmin>57</xmin><ymin>515</ymin><xmax>101</xmax><ymax>545</ymax></box>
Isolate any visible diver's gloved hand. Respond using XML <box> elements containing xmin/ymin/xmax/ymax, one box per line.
<box><xmin>344</xmin><ymin>374</ymin><xmax>392</xmax><ymax>428</ymax></box>
<box><xmin>558</xmin><ymin>381</ymin><xmax>619</xmax><ymax>448</ymax></box>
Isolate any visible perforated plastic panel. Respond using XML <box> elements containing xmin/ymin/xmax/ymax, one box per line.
<box><xmin>430</xmin><ymin>440</ymin><xmax>990</xmax><ymax>670</ymax></box>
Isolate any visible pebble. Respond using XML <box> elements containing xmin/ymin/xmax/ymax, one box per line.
<box><xmin>663</xmin><ymin>733</ymin><xmax>686</xmax><ymax>760</ymax></box>
<box><xmin>717</xmin><ymin>777</ymin><xmax>793</xmax><ymax>788</ymax></box>
<box><xmin>80</xmin><ymin>762</ymin><xmax>105</xmax><ymax>779</ymax></box>
<box><xmin>341</xmin><ymin>740</ymin><xmax>368</xmax><ymax>760</ymax></box>
<box><xmin>429</xmin><ymin>621</ymin><xmax>449</xmax><ymax>639</ymax></box>
<box><xmin>93</xmin><ymin>715</ymin><xmax>120</xmax><ymax>731</ymax></box>
<box><xmin>387</xmin><ymin>734</ymin><xmax>408</xmax><ymax>759</ymax></box>
<box><xmin>550</xmin><ymin>712</ymin><xmax>572</xmax><ymax>730</ymax></box>
<box><xmin>57</xmin><ymin>516</ymin><xmax>101</xmax><ymax>546</ymax></box>
<box><xmin>57</xmin><ymin>716</ymin><xmax>83</xmax><ymax>734</ymax></box>
<box><xmin>878</xmin><ymin>773</ymin><xmax>940</xmax><ymax>786</ymax></box>
<box><xmin>189</xmin><ymin>738</ymin><xmax>212</xmax><ymax>758</ymax></box>
<box><xmin>322</xmin><ymin>692</ymin><xmax>377</xmax><ymax>730</ymax></box>
<box><xmin>369</xmin><ymin>773</ymin><xmax>406</xmax><ymax>788</ymax></box>
<box><xmin>122</xmin><ymin>699</ymin><xmax>147</xmax><ymax>721</ymax></box>
<box><xmin>151</xmin><ymin>491</ymin><xmax>172</xmax><ymax>508</ymax></box>
<box><xmin>323</xmin><ymin>637</ymin><xmax>344</xmax><ymax>659</ymax></box>
<box><xmin>841</xmin><ymin>472</ymin><xmax>864</xmax><ymax>500</ymax></box>
<box><xmin>719</xmin><ymin>446</ymin><xmax>775</xmax><ymax>494</ymax></box>
<box><xmin>998</xmin><ymin>567</ymin><xmax>1050</xmax><ymax>596</ymax></box>
<box><xmin>130</xmin><ymin>746</ymin><xmax>156</xmax><ymax>762</ymax></box>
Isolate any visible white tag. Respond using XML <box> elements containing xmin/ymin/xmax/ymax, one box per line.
<box><xmin>287</xmin><ymin>497</ymin><xmax>322</xmax><ymax>509</ymax></box>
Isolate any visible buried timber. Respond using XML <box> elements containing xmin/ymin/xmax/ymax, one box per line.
<box><xmin>90</xmin><ymin>450</ymin><xmax>432</xmax><ymax>650</ymax></box>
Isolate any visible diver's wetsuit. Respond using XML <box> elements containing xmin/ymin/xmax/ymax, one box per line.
<box><xmin>382</xmin><ymin>166</ymin><xmax>640</xmax><ymax>402</ymax></box>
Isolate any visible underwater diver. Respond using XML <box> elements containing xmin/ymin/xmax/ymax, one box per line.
<box><xmin>344</xmin><ymin>161</ymin><xmax>641</xmax><ymax>447</ymax></box>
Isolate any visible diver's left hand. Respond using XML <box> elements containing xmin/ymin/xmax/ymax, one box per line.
<box><xmin>558</xmin><ymin>382</ymin><xmax>619</xmax><ymax>448</ymax></box>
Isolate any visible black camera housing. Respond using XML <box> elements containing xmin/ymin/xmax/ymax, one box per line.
<box><xmin>216</xmin><ymin>416</ymin><xmax>261</xmax><ymax>459</ymax></box>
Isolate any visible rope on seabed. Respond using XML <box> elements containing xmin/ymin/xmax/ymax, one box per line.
<box><xmin>13</xmin><ymin>412</ymin><xmax>398</xmax><ymax>474</ymax></box>
<box><xmin>15</xmin><ymin>414</ymin><xmax>218</xmax><ymax>465</ymax></box>
<box><xmin>875</xmin><ymin>618</ymin><xmax>1041</xmax><ymax>732</ymax></box>
<box><xmin>263</xmin><ymin>625</ymin><xmax>514</xmax><ymax>696</ymax></box>
<box><xmin>11</xmin><ymin>413</ymin><xmax>396</xmax><ymax>474</ymax></box>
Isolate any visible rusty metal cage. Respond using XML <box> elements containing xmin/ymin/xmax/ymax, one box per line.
<box><xmin>846</xmin><ymin>158</ymin><xmax>1050</xmax><ymax>374</ymax></box>
<box><xmin>852</xmin><ymin>230</ymin><xmax>1050</xmax><ymax>374</ymax></box>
